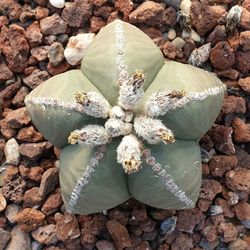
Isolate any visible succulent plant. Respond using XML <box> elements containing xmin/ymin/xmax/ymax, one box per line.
<box><xmin>25</xmin><ymin>20</ymin><xmax>225</xmax><ymax>214</ymax></box>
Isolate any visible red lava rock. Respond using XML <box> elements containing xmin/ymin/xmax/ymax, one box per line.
<box><xmin>31</xmin><ymin>224</ymin><xmax>58</xmax><ymax>245</ymax></box>
<box><xmin>235</xmin><ymin>51</ymin><xmax>250</xmax><ymax>73</ymax></box>
<box><xmin>106</xmin><ymin>219</ymin><xmax>132</xmax><ymax>249</ymax></box>
<box><xmin>0</xmin><ymin>63</ymin><xmax>13</xmax><ymax>83</ymax></box>
<box><xmin>41</xmin><ymin>190</ymin><xmax>62</xmax><ymax>216</ymax></box>
<box><xmin>218</xmin><ymin>222</ymin><xmax>238</xmax><ymax>243</ymax></box>
<box><xmin>190</xmin><ymin>1</ymin><xmax>226</xmax><ymax>36</ymax></box>
<box><xmin>96</xmin><ymin>240</ymin><xmax>116</xmax><ymax>250</ymax></box>
<box><xmin>0</xmin><ymin>82</ymin><xmax>21</xmax><ymax>104</ymax></box>
<box><xmin>82</xmin><ymin>214</ymin><xmax>107</xmax><ymax>236</ymax></box>
<box><xmin>209</xmin><ymin>155</ymin><xmax>238</xmax><ymax>177</ymax></box>
<box><xmin>35</xmin><ymin>6</ymin><xmax>49</xmax><ymax>20</ymax></box>
<box><xmin>115</xmin><ymin>0</ymin><xmax>133</xmax><ymax>21</ymax></box>
<box><xmin>0</xmin><ymin>193</ymin><xmax>7</xmax><ymax>213</ymax></box>
<box><xmin>150</xmin><ymin>209</ymin><xmax>176</xmax><ymax>220</ymax></box>
<box><xmin>23</xmin><ymin>69</ymin><xmax>50</xmax><ymax>89</ymax></box>
<box><xmin>62</xmin><ymin>0</ymin><xmax>93</xmax><ymax>28</ymax></box>
<box><xmin>94</xmin><ymin>5</ymin><xmax>114</xmax><ymax>20</ymax></box>
<box><xmin>139</xmin><ymin>218</ymin><xmax>157</xmax><ymax>232</ymax></box>
<box><xmin>131</xmin><ymin>205</ymin><xmax>148</xmax><ymax>222</ymax></box>
<box><xmin>235</xmin><ymin>147</ymin><xmax>250</xmax><ymax>170</ymax></box>
<box><xmin>209</xmin><ymin>125</ymin><xmax>235</xmax><ymax>155</ymax></box>
<box><xmin>206</xmin><ymin>25</ymin><xmax>227</xmax><ymax>46</ymax></box>
<box><xmin>163</xmin><ymin>41</ymin><xmax>183</xmax><ymax>60</ymax></box>
<box><xmin>0</xmin><ymin>24</ymin><xmax>29</xmax><ymax>73</ymax></box>
<box><xmin>26</xmin><ymin>21</ymin><xmax>43</xmax><ymax>48</ymax></box>
<box><xmin>215</xmin><ymin>198</ymin><xmax>235</xmax><ymax>218</ymax></box>
<box><xmin>176</xmin><ymin>208</ymin><xmax>203</xmax><ymax>233</ymax></box>
<box><xmin>2</xmin><ymin>176</ymin><xmax>26</xmax><ymax>203</ymax></box>
<box><xmin>243</xmin><ymin>0</ymin><xmax>250</xmax><ymax>11</ymax></box>
<box><xmin>39</xmin><ymin>167</ymin><xmax>59</xmax><ymax>197</ymax></box>
<box><xmin>238</xmin><ymin>77</ymin><xmax>250</xmax><ymax>94</ymax></box>
<box><xmin>172</xmin><ymin>233</ymin><xmax>194</xmax><ymax>250</ymax></box>
<box><xmin>197</xmin><ymin>199</ymin><xmax>212</xmax><ymax>212</ymax></box>
<box><xmin>240</xmin><ymin>9</ymin><xmax>250</xmax><ymax>31</ymax></box>
<box><xmin>15</xmin><ymin>208</ymin><xmax>45</xmax><ymax>232</ymax></box>
<box><xmin>0</xmin><ymin>118</ymin><xmax>16</xmax><ymax>139</ymax></box>
<box><xmin>55</xmin><ymin>213</ymin><xmax>80</xmax><ymax>241</ymax></box>
<box><xmin>234</xmin><ymin>202</ymin><xmax>250</xmax><ymax>226</ymax></box>
<box><xmin>222</xmin><ymin>96</ymin><xmax>246</xmax><ymax>115</ymax></box>
<box><xmin>23</xmin><ymin>187</ymin><xmax>44</xmax><ymax>208</ymax></box>
<box><xmin>201</xmin><ymin>225</ymin><xmax>217</xmax><ymax>242</ymax></box>
<box><xmin>12</xmin><ymin>86</ymin><xmax>29</xmax><ymax>107</ymax></box>
<box><xmin>81</xmin><ymin>231</ymin><xmax>97</xmax><ymax>246</ymax></box>
<box><xmin>19</xmin><ymin>141</ymin><xmax>53</xmax><ymax>161</ymax></box>
<box><xmin>228</xmin><ymin>238</ymin><xmax>249</xmax><ymax>250</ymax></box>
<box><xmin>225</xmin><ymin>168</ymin><xmax>250</xmax><ymax>192</ymax></box>
<box><xmin>17</xmin><ymin>126</ymin><xmax>43</xmax><ymax>143</ymax></box>
<box><xmin>200</xmin><ymin>179</ymin><xmax>222</xmax><ymax>200</ymax></box>
<box><xmin>5</xmin><ymin>107</ymin><xmax>30</xmax><ymax>129</ymax></box>
<box><xmin>3</xmin><ymin>165</ymin><xmax>19</xmax><ymax>182</ymax></box>
<box><xmin>163</xmin><ymin>7</ymin><xmax>177</xmax><ymax>27</ymax></box>
<box><xmin>30</xmin><ymin>46</ymin><xmax>50</xmax><ymax>62</ymax></box>
<box><xmin>89</xmin><ymin>16</ymin><xmax>106</xmax><ymax>33</ymax></box>
<box><xmin>210</xmin><ymin>42</ymin><xmax>235</xmax><ymax>70</ymax></box>
<box><xmin>0</xmin><ymin>228</ymin><xmax>10</xmax><ymax>250</ymax></box>
<box><xmin>109</xmin><ymin>208</ymin><xmax>129</xmax><ymax>226</ymax></box>
<box><xmin>215</xmin><ymin>68</ymin><xmax>239</xmax><ymax>80</ymax></box>
<box><xmin>141</xmin><ymin>27</ymin><xmax>163</xmax><ymax>40</ymax></box>
<box><xmin>0</xmin><ymin>16</ymin><xmax>9</xmax><ymax>28</ymax></box>
<box><xmin>28</xmin><ymin>166</ymin><xmax>44</xmax><ymax>182</ymax></box>
<box><xmin>0</xmin><ymin>0</ymin><xmax>22</xmax><ymax>21</ymax></box>
<box><xmin>240</xmin><ymin>31</ymin><xmax>250</xmax><ymax>51</ymax></box>
<box><xmin>232</xmin><ymin>118</ymin><xmax>250</xmax><ymax>143</ymax></box>
<box><xmin>40</xmin><ymin>14</ymin><xmax>67</xmax><ymax>35</ymax></box>
<box><xmin>92</xmin><ymin>0</ymin><xmax>108</xmax><ymax>7</ymax></box>
<box><xmin>47</xmin><ymin>62</ymin><xmax>70</xmax><ymax>76</ymax></box>
<box><xmin>129</xmin><ymin>1</ymin><xmax>164</xmax><ymax>27</ymax></box>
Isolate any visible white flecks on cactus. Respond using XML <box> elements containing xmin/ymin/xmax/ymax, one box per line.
<box><xmin>49</xmin><ymin>0</ymin><xmax>65</xmax><ymax>8</ymax></box>
<box><xmin>64</xmin><ymin>33</ymin><xmax>95</xmax><ymax>65</ymax></box>
<box><xmin>105</xmin><ymin>118</ymin><xmax>132</xmax><ymax>137</ymax></box>
<box><xmin>118</xmin><ymin>70</ymin><xmax>146</xmax><ymax>110</ymax></box>
<box><xmin>75</xmin><ymin>91</ymin><xmax>110</xmax><ymax>118</ymax></box>
<box><xmin>68</xmin><ymin>125</ymin><xmax>109</xmax><ymax>146</ymax></box>
<box><xmin>134</xmin><ymin>116</ymin><xmax>175</xmax><ymax>144</ymax></box>
<box><xmin>109</xmin><ymin>106</ymin><xmax>126</xmax><ymax>120</ymax></box>
<box><xmin>4</xmin><ymin>138</ymin><xmax>20</xmax><ymax>165</ymax></box>
<box><xmin>226</xmin><ymin>5</ymin><xmax>243</xmax><ymax>33</ymax></box>
<box><xmin>188</xmin><ymin>43</ymin><xmax>211</xmax><ymax>67</ymax></box>
<box><xmin>145</xmin><ymin>90</ymin><xmax>186</xmax><ymax>117</ymax></box>
<box><xmin>117</xmin><ymin>134</ymin><xmax>142</xmax><ymax>174</ymax></box>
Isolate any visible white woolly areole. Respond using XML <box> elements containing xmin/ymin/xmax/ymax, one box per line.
<box><xmin>82</xmin><ymin>92</ymin><xmax>110</xmax><ymax>119</ymax></box>
<box><xmin>118</xmin><ymin>75</ymin><xmax>144</xmax><ymax>110</ymax></box>
<box><xmin>69</xmin><ymin>125</ymin><xmax>109</xmax><ymax>146</ymax></box>
<box><xmin>105</xmin><ymin>118</ymin><xmax>132</xmax><ymax>137</ymax></box>
<box><xmin>134</xmin><ymin>116</ymin><xmax>174</xmax><ymax>144</ymax></box>
<box><xmin>145</xmin><ymin>85</ymin><xmax>225</xmax><ymax>117</ymax></box>
<box><xmin>117</xmin><ymin>134</ymin><xmax>142</xmax><ymax>174</ymax></box>
<box><xmin>109</xmin><ymin>106</ymin><xmax>126</xmax><ymax>120</ymax></box>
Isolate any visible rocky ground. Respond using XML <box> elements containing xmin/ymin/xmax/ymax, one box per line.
<box><xmin>0</xmin><ymin>0</ymin><xmax>250</xmax><ymax>249</ymax></box>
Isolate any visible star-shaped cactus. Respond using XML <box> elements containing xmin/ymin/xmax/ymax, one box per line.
<box><xmin>25</xmin><ymin>20</ymin><xmax>225</xmax><ymax>214</ymax></box>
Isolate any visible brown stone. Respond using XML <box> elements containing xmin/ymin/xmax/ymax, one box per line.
<box><xmin>89</xmin><ymin>16</ymin><xmax>106</xmax><ymax>33</ymax></box>
<box><xmin>210</xmin><ymin>42</ymin><xmax>235</xmax><ymax>70</ymax></box>
<box><xmin>106</xmin><ymin>220</ymin><xmax>132</xmax><ymax>249</ymax></box>
<box><xmin>190</xmin><ymin>1</ymin><xmax>226</xmax><ymax>36</ymax></box>
<box><xmin>0</xmin><ymin>16</ymin><xmax>9</xmax><ymax>28</ymax></box>
<box><xmin>23</xmin><ymin>69</ymin><xmax>50</xmax><ymax>89</ymax></box>
<box><xmin>232</xmin><ymin>118</ymin><xmax>250</xmax><ymax>143</ymax></box>
<box><xmin>139</xmin><ymin>218</ymin><xmax>157</xmax><ymax>232</ymax></box>
<box><xmin>172</xmin><ymin>233</ymin><xmax>194</xmax><ymax>250</ymax></box>
<box><xmin>47</xmin><ymin>42</ymin><xmax>64</xmax><ymax>67</ymax></box>
<box><xmin>94</xmin><ymin>6</ymin><xmax>114</xmax><ymax>20</ymax></box>
<box><xmin>41</xmin><ymin>190</ymin><xmax>63</xmax><ymax>215</ymax></box>
<box><xmin>228</xmin><ymin>30</ymin><xmax>240</xmax><ymax>51</ymax></box>
<box><xmin>129</xmin><ymin>1</ymin><xmax>164</xmax><ymax>27</ymax></box>
<box><xmin>15</xmin><ymin>208</ymin><xmax>45</xmax><ymax>232</ymax></box>
<box><xmin>209</xmin><ymin>125</ymin><xmax>235</xmax><ymax>155</ymax></box>
<box><xmin>81</xmin><ymin>232</ymin><xmax>97</xmax><ymax>246</ymax></box>
<box><xmin>19</xmin><ymin>141</ymin><xmax>52</xmax><ymax>161</ymax></box>
<box><xmin>197</xmin><ymin>199</ymin><xmax>212</xmax><ymax>212</ymax></box>
<box><xmin>62</xmin><ymin>0</ymin><xmax>93</xmax><ymax>28</ymax></box>
<box><xmin>0</xmin><ymin>63</ymin><xmax>13</xmax><ymax>83</ymax></box>
<box><xmin>96</xmin><ymin>240</ymin><xmax>116</xmax><ymax>250</ymax></box>
<box><xmin>3</xmin><ymin>165</ymin><xmax>19</xmax><ymax>182</ymax></box>
<box><xmin>216</xmin><ymin>198</ymin><xmax>235</xmax><ymax>218</ymax></box>
<box><xmin>55</xmin><ymin>213</ymin><xmax>80</xmax><ymax>241</ymax></box>
<box><xmin>0</xmin><ymin>82</ymin><xmax>21</xmax><ymax>103</ymax></box>
<box><xmin>31</xmin><ymin>224</ymin><xmax>58</xmax><ymax>245</ymax></box>
<box><xmin>200</xmin><ymin>179</ymin><xmax>222</xmax><ymax>200</ymax></box>
<box><xmin>243</xmin><ymin>0</ymin><xmax>250</xmax><ymax>11</ymax></box>
<box><xmin>26</xmin><ymin>21</ymin><xmax>43</xmax><ymax>48</ymax></box>
<box><xmin>201</xmin><ymin>225</ymin><xmax>217</xmax><ymax>242</ymax></box>
<box><xmin>240</xmin><ymin>9</ymin><xmax>250</xmax><ymax>30</ymax></box>
<box><xmin>0</xmin><ymin>228</ymin><xmax>10</xmax><ymax>250</ymax></box>
<box><xmin>215</xmin><ymin>68</ymin><xmax>239</xmax><ymax>80</ymax></box>
<box><xmin>115</xmin><ymin>0</ymin><xmax>133</xmax><ymax>21</ymax></box>
<box><xmin>17</xmin><ymin>126</ymin><xmax>43</xmax><ymax>143</ymax></box>
<box><xmin>176</xmin><ymin>208</ymin><xmax>203</xmax><ymax>233</ymax></box>
<box><xmin>234</xmin><ymin>202</ymin><xmax>250</xmax><ymax>224</ymax></box>
<box><xmin>39</xmin><ymin>168</ymin><xmax>59</xmax><ymax>197</ymax></box>
<box><xmin>163</xmin><ymin>7</ymin><xmax>177</xmax><ymax>27</ymax></box>
<box><xmin>225</xmin><ymin>168</ymin><xmax>250</xmax><ymax>192</ymax></box>
<box><xmin>239</xmin><ymin>77</ymin><xmax>250</xmax><ymax>94</ymax></box>
<box><xmin>222</xmin><ymin>96</ymin><xmax>246</xmax><ymax>115</ymax></box>
<box><xmin>40</xmin><ymin>14</ymin><xmax>67</xmax><ymax>35</ymax></box>
<box><xmin>0</xmin><ymin>24</ymin><xmax>29</xmax><ymax>73</ymax></box>
<box><xmin>206</xmin><ymin>25</ymin><xmax>227</xmax><ymax>46</ymax></box>
<box><xmin>235</xmin><ymin>51</ymin><xmax>250</xmax><ymax>73</ymax></box>
<box><xmin>218</xmin><ymin>222</ymin><xmax>238</xmax><ymax>243</ymax></box>
<box><xmin>28</xmin><ymin>166</ymin><xmax>44</xmax><ymax>182</ymax></box>
<box><xmin>209</xmin><ymin>155</ymin><xmax>238</xmax><ymax>177</ymax></box>
<box><xmin>47</xmin><ymin>62</ymin><xmax>70</xmax><ymax>76</ymax></box>
<box><xmin>30</xmin><ymin>46</ymin><xmax>49</xmax><ymax>61</ymax></box>
<box><xmin>12</xmin><ymin>86</ymin><xmax>29</xmax><ymax>107</ymax></box>
<box><xmin>35</xmin><ymin>6</ymin><xmax>49</xmax><ymax>20</ymax></box>
<box><xmin>82</xmin><ymin>214</ymin><xmax>107</xmax><ymax>235</ymax></box>
<box><xmin>228</xmin><ymin>239</ymin><xmax>248</xmax><ymax>250</ymax></box>
<box><xmin>0</xmin><ymin>0</ymin><xmax>22</xmax><ymax>20</ymax></box>
<box><xmin>5</xmin><ymin>107</ymin><xmax>30</xmax><ymax>129</ymax></box>
<box><xmin>240</xmin><ymin>31</ymin><xmax>250</xmax><ymax>51</ymax></box>
<box><xmin>0</xmin><ymin>193</ymin><xmax>6</xmax><ymax>213</ymax></box>
<box><xmin>23</xmin><ymin>187</ymin><xmax>44</xmax><ymax>208</ymax></box>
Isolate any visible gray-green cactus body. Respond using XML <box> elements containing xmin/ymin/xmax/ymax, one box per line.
<box><xmin>25</xmin><ymin>20</ymin><xmax>225</xmax><ymax>215</ymax></box>
<box><xmin>60</xmin><ymin>140</ymin><xmax>130</xmax><ymax>214</ymax></box>
<box><xmin>24</xmin><ymin>70</ymin><xmax>105</xmax><ymax>148</ymax></box>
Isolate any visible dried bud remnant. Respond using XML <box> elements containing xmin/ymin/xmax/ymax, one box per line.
<box><xmin>75</xmin><ymin>91</ymin><xmax>110</xmax><ymax>118</ymax></box>
<box><xmin>118</xmin><ymin>70</ymin><xmax>146</xmax><ymax>110</ymax></box>
<box><xmin>68</xmin><ymin>125</ymin><xmax>109</xmax><ymax>146</ymax></box>
<box><xmin>134</xmin><ymin>116</ymin><xmax>175</xmax><ymax>144</ymax></box>
<box><xmin>117</xmin><ymin>135</ymin><xmax>142</xmax><ymax>174</ymax></box>
<box><xmin>188</xmin><ymin>43</ymin><xmax>211</xmax><ymax>67</ymax></box>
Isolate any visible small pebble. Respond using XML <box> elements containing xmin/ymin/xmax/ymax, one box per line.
<box><xmin>160</xmin><ymin>216</ymin><xmax>177</xmax><ymax>234</ymax></box>
<box><xmin>0</xmin><ymin>193</ymin><xmax>6</xmax><ymax>212</ymax></box>
<box><xmin>167</xmin><ymin>29</ymin><xmax>177</xmax><ymax>40</ymax></box>
<box><xmin>171</xmin><ymin>37</ymin><xmax>185</xmax><ymax>49</ymax></box>
<box><xmin>4</xmin><ymin>138</ymin><xmax>20</xmax><ymax>165</ymax></box>
<box><xmin>210</xmin><ymin>205</ymin><xmax>223</xmax><ymax>216</ymax></box>
<box><xmin>49</xmin><ymin>0</ymin><xmax>65</xmax><ymax>9</ymax></box>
